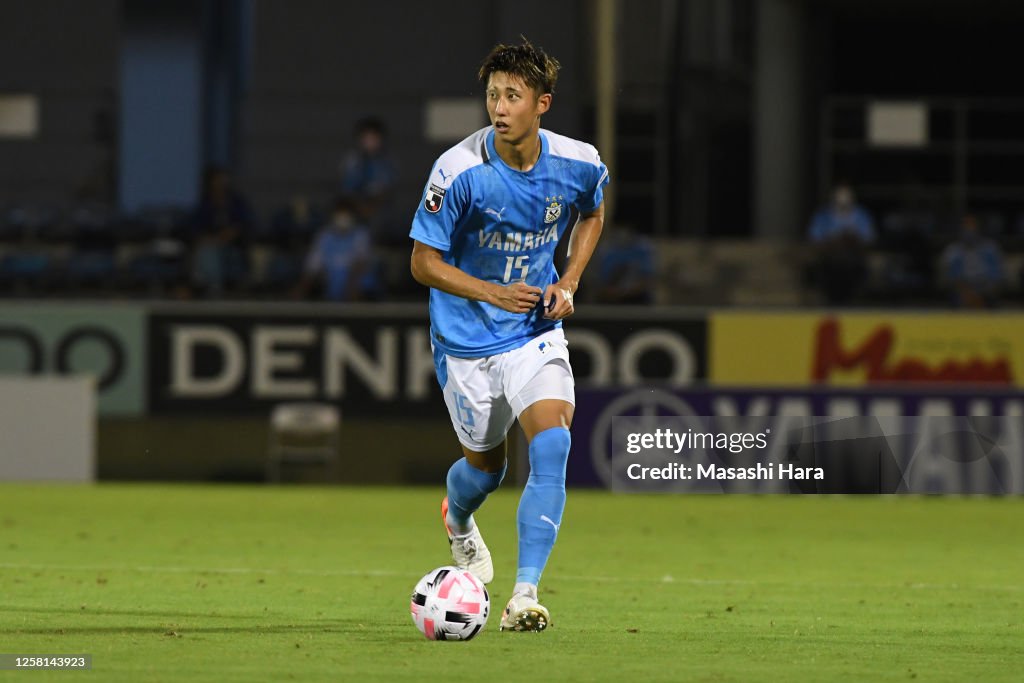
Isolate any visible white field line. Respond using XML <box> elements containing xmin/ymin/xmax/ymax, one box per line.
<box><xmin>0</xmin><ymin>562</ymin><xmax>1020</xmax><ymax>593</ymax></box>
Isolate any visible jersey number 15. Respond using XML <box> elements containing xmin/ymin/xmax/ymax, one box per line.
<box><xmin>502</xmin><ymin>255</ymin><xmax>530</xmax><ymax>283</ymax></box>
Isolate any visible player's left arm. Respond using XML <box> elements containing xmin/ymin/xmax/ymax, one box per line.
<box><xmin>544</xmin><ymin>201</ymin><xmax>605</xmax><ymax>320</ymax></box>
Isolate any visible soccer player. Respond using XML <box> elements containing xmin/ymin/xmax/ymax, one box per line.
<box><xmin>410</xmin><ymin>39</ymin><xmax>609</xmax><ymax>632</ymax></box>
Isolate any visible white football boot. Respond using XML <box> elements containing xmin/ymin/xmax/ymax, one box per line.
<box><xmin>441</xmin><ymin>497</ymin><xmax>494</xmax><ymax>584</ymax></box>
<box><xmin>499</xmin><ymin>590</ymin><xmax>551</xmax><ymax>632</ymax></box>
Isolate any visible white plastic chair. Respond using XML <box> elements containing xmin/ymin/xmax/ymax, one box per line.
<box><xmin>266</xmin><ymin>402</ymin><xmax>341</xmax><ymax>483</ymax></box>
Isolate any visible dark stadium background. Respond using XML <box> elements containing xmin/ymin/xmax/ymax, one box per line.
<box><xmin>2</xmin><ymin>3</ymin><xmax>1023</xmax><ymax>681</ymax></box>
<box><xmin>1</xmin><ymin>0</ymin><xmax>1022</xmax><ymax>488</ymax></box>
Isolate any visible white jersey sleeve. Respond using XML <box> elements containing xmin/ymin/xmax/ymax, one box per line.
<box><xmin>410</xmin><ymin>129</ymin><xmax>489</xmax><ymax>251</ymax></box>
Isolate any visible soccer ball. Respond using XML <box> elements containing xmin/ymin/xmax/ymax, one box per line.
<box><xmin>410</xmin><ymin>566</ymin><xmax>489</xmax><ymax>641</ymax></box>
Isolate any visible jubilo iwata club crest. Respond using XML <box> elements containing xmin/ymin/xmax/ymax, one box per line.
<box><xmin>544</xmin><ymin>198</ymin><xmax>563</xmax><ymax>223</ymax></box>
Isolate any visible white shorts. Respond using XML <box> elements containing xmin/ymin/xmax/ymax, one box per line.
<box><xmin>435</xmin><ymin>328</ymin><xmax>575</xmax><ymax>452</ymax></box>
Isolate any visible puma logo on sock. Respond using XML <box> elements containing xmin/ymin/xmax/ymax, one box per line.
<box><xmin>539</xmin><ymin>515</ymin><xmax>560</xmax><ymax>533</ymax></box>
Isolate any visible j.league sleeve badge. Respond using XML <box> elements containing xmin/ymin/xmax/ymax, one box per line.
<box><xmin>424</xmin><ymin>184</ymin><xmax>447</xmax><ymax>213</ymax></box>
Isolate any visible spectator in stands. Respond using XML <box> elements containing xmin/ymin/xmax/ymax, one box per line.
<box><xmin>293</xmin><ymin>198</ymin><xmax>380</xmax><ymax>301</ymax></box>
<box><xmin>270</xmin><ymin>195</ymin><xmax>323</xmax><ymax>248</ymax></box>
<box><xmin>807</xmin><ymin>183</ymin><xmax>876</xmax><ymax>305</ymax></box>
<box><xmin>594</xmin><ymin>226</ymin><xmax>656</xmax><ymax>304</ymax></box>
<box><xmin>942</xmin><ymin>214</ymin><xmax>1005</xmax><ymax>308</ymax></box>
<box><xmin>190</xmin><ymin>166</ymin><xmax>255</xmax><ymax>296</ymax></box>
<box><xmin>339</xmin><ymin>117</ymin><xmax>396</xmax><ymax>227</ymax></box>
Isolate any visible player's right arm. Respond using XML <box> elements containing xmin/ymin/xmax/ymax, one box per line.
<box><xmin>410</xmin><ymin>241</ymin><xmax>541</xmax><ymax>313</ymax></box>
<box><xmin>410</xmin><ymin>156</ymin><xmax>541</xmax><ymax>314</ymax></box>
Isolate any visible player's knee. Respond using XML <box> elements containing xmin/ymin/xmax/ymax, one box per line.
<box><xmin>487</xmin><ymin>458</ymin><xmax>509</xmax><ymax>488</ymax></box>
<box><xmin>449</xmin><ymin>456</ymin><xmax>507</xmax><ymax>495</ymax></box>
<box><xmin>528</xmin><ymin>427</ymin><xmax>571</xmax><ymax>481</ymax></box>
<box><xmin>464</xmin><ymin>444</ymin><xmax>507</xmax><ymax>474</ymax></box>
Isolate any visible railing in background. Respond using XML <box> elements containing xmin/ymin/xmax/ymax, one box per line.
<box><xmin>821</xmin><ymin>97</ymin><xmax>1024</xmax><ymax>235</ymax></box>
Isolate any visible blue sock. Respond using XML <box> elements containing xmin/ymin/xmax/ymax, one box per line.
<box><xmin>446</xmin><ymin>457</ymin><xmax>506</xmax><ymax>534</ymax></box>
<box><xmin>516</xmin><ymin>427</ymin><xmax>571</xmax><ymax>586</ymax></box>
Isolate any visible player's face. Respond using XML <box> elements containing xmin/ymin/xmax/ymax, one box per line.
<box><xmin>486</xmin><ymin>72</ymin><xmax>551</xmax><ymax>144</ymax></box>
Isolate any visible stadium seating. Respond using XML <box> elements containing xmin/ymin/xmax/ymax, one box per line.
<box><xmin>2</xmin><ymin>199</ymin><xmax>1023</xmax><ymax>306</ymax></box>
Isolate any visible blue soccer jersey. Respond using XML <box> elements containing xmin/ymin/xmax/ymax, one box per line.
<box><xmin>411</xmin><ymin>127</ymin><xmax>609</xmax><ymax>358</ymax></box>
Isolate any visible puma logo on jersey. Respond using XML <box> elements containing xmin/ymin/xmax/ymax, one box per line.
<box><xmin>484</xmin><ymin>207</ymin><xmax>506</xmax><ymax>221</ymax></box>
<box><xmin>437</xmin><ymin>168</ymin><xmax>451</xmax><ymax>184</ymax></box>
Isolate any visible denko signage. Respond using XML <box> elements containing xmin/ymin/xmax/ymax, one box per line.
<box><xmin>0</xmin><ymin>303</ymin><xmax>707</xmax><ymax>417</ymax></box>
<box><xmin>147</xmin><ymin>305</ymin><xmax>707</xmax><ymax>416</ymax></box>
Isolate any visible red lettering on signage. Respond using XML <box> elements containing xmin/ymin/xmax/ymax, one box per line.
<box><xmin>811</xmin><ymin>318</ymin><xmax>1012</xmax><ymax>384</ymax></box>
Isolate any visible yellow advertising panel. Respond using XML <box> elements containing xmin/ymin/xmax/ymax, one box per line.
<box><xmin>710</xmin><ymin>312</ymin><xmax>1022</xmax><ymax>387</ymax></box>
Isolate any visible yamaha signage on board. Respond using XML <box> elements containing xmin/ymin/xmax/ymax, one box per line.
<box><xmin>571</xmin><ymin>386</ymin><xmax>1024</xmax><ymax>494</ymax></box>
<box><xmin>147</xmin><ymin>304</ymin><xmax>707</xmax><ymax>416</ymax></box>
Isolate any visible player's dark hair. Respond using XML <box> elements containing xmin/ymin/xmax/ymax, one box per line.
<box><xmin>478</xmin><ymin>38</ymin><xmax>560</xmax><ymax>95</ymax></box>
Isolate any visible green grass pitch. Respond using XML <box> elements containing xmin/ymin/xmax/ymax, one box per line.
<box><xmin>1</xmin><ymin>484</ymin><xmax>1022</xmax><ymax>682</ymax></box>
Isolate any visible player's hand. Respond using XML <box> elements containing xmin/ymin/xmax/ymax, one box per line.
<box><xmin>491</xmin><ymin>281</ymin><xmax>543</xmax><ymax>313</ymax></box>
<box><xmin>543</xmin><ymin>283</ymin><xmax>575</xmax><ymax>320</ymax></box>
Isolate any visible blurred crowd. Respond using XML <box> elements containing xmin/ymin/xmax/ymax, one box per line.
<box><xmin>2</xmin><ymin>119</ymin><xmax>1023</xmax><ymax>308</ymax></box>
<box><xmin>805</xmin><ymin>182</ymin><xmax>1018</xmax><ymax>309</ymax></box>
<box><xmin>0</xmin><ymin>118</ymin><xmax>399</xmax><ymax>302</ymax></box>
